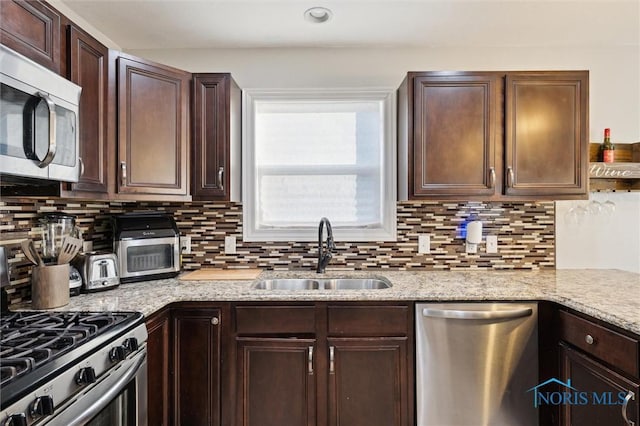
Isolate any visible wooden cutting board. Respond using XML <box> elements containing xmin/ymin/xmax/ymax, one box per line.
<box><xmin>179</xmin><ymin>268</ymin><xmax>262</xmax><ymax>281</ymax></box>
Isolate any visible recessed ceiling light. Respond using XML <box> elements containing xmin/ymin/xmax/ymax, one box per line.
<box><xmin>304</xmin><ymin>7</ymin><xmax>333</xmax><ymax>23</ymax></box>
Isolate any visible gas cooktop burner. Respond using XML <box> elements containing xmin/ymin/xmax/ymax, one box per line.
<box><xmin>0</xmin><ymin>311</ymin><xmax>138</xmax><ymax>387</ymax></box>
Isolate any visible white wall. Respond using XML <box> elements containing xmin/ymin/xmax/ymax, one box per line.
<box><xmin>130</xmin><ymin>45</ymin><xmax>640</xmax><ymax>142</ymax></box>
<box><xmin>48</xmin><ymin>0</ymin><xmax>121</xmax><ymax>49</ymax></box>
<box><xmin>557</xmin><ymin>193</ymin><xmax>640</xmax><ymax>273</ymax></box>
<box><xmin>130</xmin><ymin>45</ymin><xmax>640</xmax><ymax>273</ymax></box>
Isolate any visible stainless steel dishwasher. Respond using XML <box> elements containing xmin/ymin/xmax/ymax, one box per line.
<box><xmin>416</xmin><ymin>302</ymin><xmax>538</xmax><ymax>426</ymax></box>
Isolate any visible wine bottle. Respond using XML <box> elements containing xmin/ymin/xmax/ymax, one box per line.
<box><xmin>601</xmin><ymin>128</ymin><xmax>615</xmax><ymax>163</ymax></box>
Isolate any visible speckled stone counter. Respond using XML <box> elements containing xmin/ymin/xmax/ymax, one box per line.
<box><xmin>29</xmin><ymin>269</ymin><xmax>640</xmax><ymax>335</ymax></box>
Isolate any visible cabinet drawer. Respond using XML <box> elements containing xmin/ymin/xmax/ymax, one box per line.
<box><xmin>328</xmin><ymin>305</ymin><xmax>409</xmax><ymax>336</ymax></box>
<box><xmin>235</xmin><ymin>306</ymin><xmax>315</xmax><ymax>334</ymax></box>
<box><xmin>558</xmin><ymin>310</ymin><xmax>639</xmax><ymax>377</ymax></box>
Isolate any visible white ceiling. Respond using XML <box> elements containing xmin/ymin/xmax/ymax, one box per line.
<box><xmin>60</xmin><ymin>0</ymin><xmax>639</xmax><ymax>50</ymax></box>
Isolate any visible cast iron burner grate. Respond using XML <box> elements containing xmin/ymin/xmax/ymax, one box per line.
<box><xmin>0</xmin><ymin>311</ymin><xmax>134</xmax><ymax>387</ymax></box>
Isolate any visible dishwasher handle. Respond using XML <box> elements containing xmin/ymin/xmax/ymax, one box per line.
<box><xmin>422</xmin><ymin>306</ymin><xmax>533</xmax><ymax>320</ymax></box>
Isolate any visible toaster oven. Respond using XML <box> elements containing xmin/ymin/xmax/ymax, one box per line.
<box><xmin>112</xmin><ymin>212</ymin><xmax>180</xmax><ymax>283</ymax></box>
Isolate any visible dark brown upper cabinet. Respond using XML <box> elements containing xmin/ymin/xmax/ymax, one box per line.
<box><xmin>0</xmin><ymin>0</ymin><xmax>60</xmax><ymax>72</ymax></box>
<box><xmin>400</xmin><ymin>73</ymin><xmax>500</xmax><ymax>199</ymax></box>
<box><xmin>191</xmin><ymin>73</ymin><xmax>241</xmax><ymax>201</ymax></box>
<box><xmin>398</xmin><ymin>71</ymin><xmax>588</xmax><ymax>200</ymax></box>
<box><xmin>117</xmin><ymin>53</ymin><xmax>190</xmax><ymax>197</ymax></box>
<box><xmin>64</xmin><ymin>25</ymin><xmax>109</xmax><ymax>195</ymax></box>
<box><xmin>505</xmin><ymin>72</ymin><xmax>589</xmax><ymax>198</ymax></box>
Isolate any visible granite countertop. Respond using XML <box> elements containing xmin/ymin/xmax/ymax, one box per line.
<box><xmin>33</xmin><ymin>269</ymin><xmax>640</xmax><ymax>335</ymax></box>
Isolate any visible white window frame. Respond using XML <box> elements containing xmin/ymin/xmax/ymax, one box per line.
<box><xmin>242</xmin><ymin>88</ymin><xmax>397</xmax><ymax>242</ymax></box>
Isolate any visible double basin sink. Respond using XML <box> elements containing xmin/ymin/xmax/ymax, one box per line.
<box><xmin>253</xmin><ymin>278</ymin><xmax>392</xmax><ymax>291</ymax></box>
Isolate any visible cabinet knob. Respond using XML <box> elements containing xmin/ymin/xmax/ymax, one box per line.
<box><xmin>507</xmin><ymin>166</ymin><xmax>514</xmax><ymax>188</ymax></box>
<box><xmin>489</xmin><ymin>167</ymin><xmax>496</xmax><ymax>189</ymax></box>
<box><xmin>211</xmin><ymin>317</ymin><xmax>219</xmax><ymax>325</ymax></box>
<box><xmin>585</xmin><ymin>334</ymin><xmax>595</xmax><ymax>345</ymax></box>
<box><xmin>79</xmin><ymin>157</ymin><xmax>85</xmax><ymax>177</ymax></box>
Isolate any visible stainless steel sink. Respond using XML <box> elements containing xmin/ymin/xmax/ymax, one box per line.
<box><xmin>252</xmin><ymin>278</ymin><xmax>392</xmax><ymax>290</ymax></box>
<box><xmin>253</xmin><ymin>279</ymin><xmax>320</xmax><ymax>290</ymax></box>
<box><xmin>322</xmin><ymin>278</ymin><xmax>391</xmax><ymax>290</ymax></box>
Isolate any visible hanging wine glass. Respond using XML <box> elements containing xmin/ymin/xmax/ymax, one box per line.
<box><xmin>602</xmin><ymin>190</ymin><xmax>616</xmax><ymax>218</ymax></box>
<box><xmin>587</xmin><ymin>192</ymin><xmax>602</xmax><ymax>215</ymax></box>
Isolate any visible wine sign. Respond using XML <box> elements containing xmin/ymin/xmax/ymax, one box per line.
<box><xmin>589</xmin><ymin>162</ymin><xmax>640</xmax><ymax>179</ymax></box>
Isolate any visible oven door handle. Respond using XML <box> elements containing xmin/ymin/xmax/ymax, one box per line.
<box><xmin>52</xmin><ymin>351</ymin><xmax>146</xmax><ymax>426</ymax></box>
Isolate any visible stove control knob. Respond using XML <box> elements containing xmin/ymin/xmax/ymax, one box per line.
<box><xmin>4</xmin><ymin>414</ymin><xmax>27</xmax><ymax>426</ymax></box>
<box><xmin>123</xmin><ymin>337</ymin><xmax>139</xmax><ymax>352</ymax></box>
<box><xmin>109</xmin><ymin>346</ymin><xmax>127</xmax><ymax>362</ymax></box>
<box><xmin>30</xmin><ymin>395</ymin><xmax>55</xmax><ymax>416</ymax></box>
<box><xmin>75</xmin><ymin>367</ymin><xmax>97</xmax><ymax>385</ymax></box>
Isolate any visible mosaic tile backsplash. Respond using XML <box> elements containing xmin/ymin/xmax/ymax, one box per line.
<box><xmin>0</xmin><ymin>198</ymin><xmax>554</xmax><ymax>306</ymax></box>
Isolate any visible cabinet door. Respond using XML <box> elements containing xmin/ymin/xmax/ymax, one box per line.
<box><xmin>560</xmin><ymin>344</ymin><xmax>639</xmax><ymax>426</ymax></box>
<box><xmin>192</xmin><ymin>73</ymin><xmax>230</xmax><ymax>200</ymax></box>
<box><xmin>0</xmin><ymin>0</ymin><xmax>60</xmax><ymax>72</ymax></box>
<box><xmin>411</xmin><ymin>73</ymin><xmax>499</xmax><ymax>198</ymax></box>
<box><xmin>146</xmin><ymin>309</ymin><xmax>171</xmax><ymax>426</ymax></box>
<box><xmin>236</xmin><ymin>338</ymin><xmax>316</xmax><ymax>426</ymax></box>
<box><xmin>117</xmin><ymin>55</ymin><xmax>189</xmax><ymax>195</ymax></box>
<box><xmin>174</xmin><ymin>309</ymin><xmax>222</xmax><ymax>426</ymax></box>
<box><xmin>327</xmin><ymin>337</ymin><xmax>409</xmax><ymax>426</ymax></box>
<box><xmin>505</xmin><ymin>72</ymin><xmax>588</xmax><ymax>197</ymax></box>
<box><xmin>66</xmin><ymin>25</ymin><xmax>109</xmax><ymax>194</ymax></box>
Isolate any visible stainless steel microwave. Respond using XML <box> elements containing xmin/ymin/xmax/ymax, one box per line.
<box><xmin>112</xmin><ymin>213</ymin><xmax>181</xmax><ymax>283</ymax></box>
<box><xmin>0</xmin><ymin>44</ymin><xmax>81</xmax><ymax>182</ymax></box>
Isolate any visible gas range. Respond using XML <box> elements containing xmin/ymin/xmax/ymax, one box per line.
<box><xmin>0</xmin><ymin>311</ymin><xmax>148</xmax><ymax>425</ymax></box>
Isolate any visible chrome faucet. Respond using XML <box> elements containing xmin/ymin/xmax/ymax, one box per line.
<box><xmin>316</xmin><ymin>217</ymin><xmax>336</xmax><ymax>273</ymax></box>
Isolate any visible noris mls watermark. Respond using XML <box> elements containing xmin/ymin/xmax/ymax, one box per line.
<box><xmin>527</xmin><ymin>378</ymin><xmax>634</xmax><ymax>408</ymax></box>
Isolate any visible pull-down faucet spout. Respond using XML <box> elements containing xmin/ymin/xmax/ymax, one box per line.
<box><xmin>316</xmin><ymin>217</ymin><xmax>336</xmax><ymax>273</ymax></box>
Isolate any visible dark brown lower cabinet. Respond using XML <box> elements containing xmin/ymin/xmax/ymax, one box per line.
<box><xmin>233</xmin><ymin>302</ymin><xmax>413</xmax><ymax>426</ymax></box>
<box><xmin>146</xmin><ymin>308</ymin><xmax>171</xmax><ymax>426</ymax></box>
<box><xmin>173</xmin><ymin>308</ymin><xmax>224</xmax><ymax>426</ymax></box>
<box><xmin>328</xmin><ymin>338</ymin><xmax>408</xmax><ymax>426</ymax></box>
<box><xmin>237</xmin><ymin>338</ymin><xmax>317</xmax><ymax>426</ymax></box>
<box><xmin>560</xmin><ymin>344</ymin><xmax>639</xmax><ymax>426</ymax></box>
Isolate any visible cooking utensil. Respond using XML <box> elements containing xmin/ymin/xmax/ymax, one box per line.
<box><xmin>21</xmin><ymin>239</ymin><xmax>43</xmax><ymax>266</ymax></box>
<box><xmin>57</xmin><ymin>236</ymin><xmax>83</xmax><ymax>265</ymax></box>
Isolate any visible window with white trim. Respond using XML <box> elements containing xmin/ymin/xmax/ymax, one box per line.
<box><xmin>243</xmin><ymin>89</ymin><xmax>396</xmax><ymax>242</ymax></box>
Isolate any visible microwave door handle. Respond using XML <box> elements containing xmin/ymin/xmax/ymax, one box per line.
<box><xmin>38</xmin><ymin>92</ymin><xmax>57</xmax><ymax>167</ymax></box>
<box><xmin>24</xmin><ymin>92</ymin><xmax>57</xmax><ymax>169</ymax></box>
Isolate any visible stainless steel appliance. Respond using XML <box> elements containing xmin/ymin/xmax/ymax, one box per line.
<box><xmin>0</xmin><ymin>44</ymin><xmax>81</xmax><ymax>182</ymax></box>
<box><xmin>416</xmin><ymin>302</ymin><xmax>538</xmax><ymax>426</ymax></box>
<box><xmin>0</xmin><ymin>311</ymin><xmax>147</xmax><ymax>425</ymax></box>
<box><xmin>112</xmin><ymin>213</ymin><xmax>180</xmax><ymax>283</ymax></box>
<box><xmin>74</xmin><ymin>252</ymin><xmax>120</xmax><ymax>292</ymax></box>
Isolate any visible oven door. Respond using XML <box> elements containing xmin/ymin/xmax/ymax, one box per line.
<box><xmin>48</xmin><ymin>349</ymin><xmax>147</xmax><ymax>426</ymax></box>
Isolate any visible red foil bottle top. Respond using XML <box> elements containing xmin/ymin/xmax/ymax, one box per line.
<box><xmin>604</xmin><ymin>128</ymin><xmax>611</xmax><ymax>137</ymax></box>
